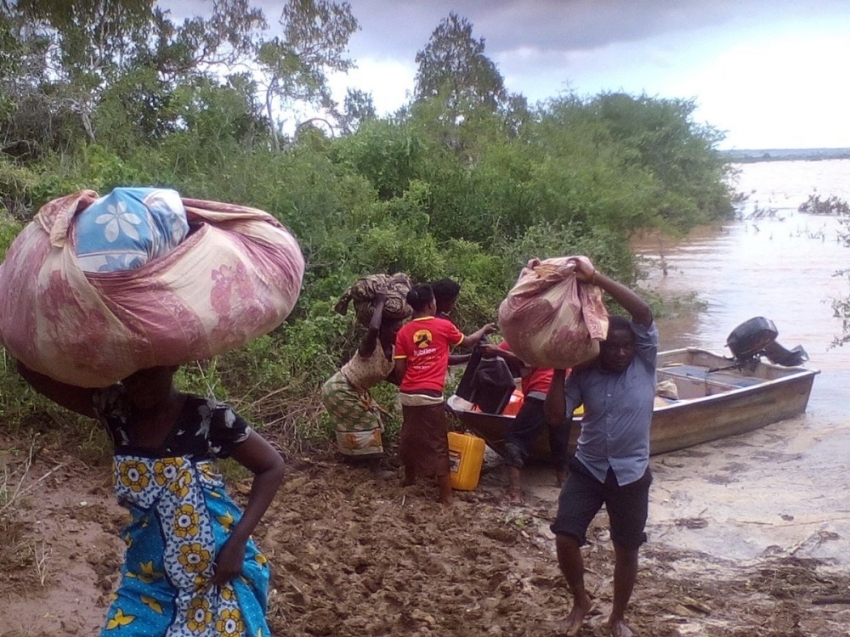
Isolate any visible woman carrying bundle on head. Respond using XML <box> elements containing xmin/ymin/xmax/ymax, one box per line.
<box><xmin>323</xmin><ymin>289</ymin><xmax>405</xmax><ymax>463</ymax></box>
<box><xmin>17</xmin><ymin>363</ymin><xmax>284</xmax><ymax>637</ymax></box>
<box><xmin>3</xmin><ymin>188</ymin><xmax>304</xmax><ymax>637</ymax></box>
<box><xmin>394</xmin><ymin>284</ymin><xmax>495</xmax><ymax>504</ymax></box>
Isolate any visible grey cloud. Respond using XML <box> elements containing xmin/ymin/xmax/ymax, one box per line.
<box><xmin>161</xmin><ymin>0</ymin><xmax>847</xmax><ymax>64</ymax></box>
<box><xmin>339</xmin><ymin>0</ymin><xmax>825</xmax><ymax>57</ymax></box>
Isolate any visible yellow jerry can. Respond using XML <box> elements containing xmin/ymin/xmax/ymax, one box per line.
<box><xmin>448</xmin><ymin>431</ymin><xmax>485</xmax><ymax>491</ymax></box>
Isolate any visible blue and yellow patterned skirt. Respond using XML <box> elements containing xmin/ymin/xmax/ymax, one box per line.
<box><xmin>101</xmin><ymin>455</ymin><xmax>271</xmax><ymax>636</ymax></box>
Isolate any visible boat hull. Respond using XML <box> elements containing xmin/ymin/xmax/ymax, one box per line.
<box><xmin>447</xmin><ymin>348</ymin><xmax>819</xmax><ymax>462</ymax></box>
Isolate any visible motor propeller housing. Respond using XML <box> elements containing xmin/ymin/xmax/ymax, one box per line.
<box><xmin>726</xmin><ymin>317</ymin><xmax>808</xmax><ymax>367</ymax></box>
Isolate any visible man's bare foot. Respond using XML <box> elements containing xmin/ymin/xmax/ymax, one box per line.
<box><xmin>607</xmin><ymin>618</ymin><xmax>634</xmax><ymax>637</ymax></box>
<box><xmin>507</xmin><ymin>489</ymin><xmax>522</xmax><ymax>505</ymax></box>
<box><xmin>563</xmin><ymin>592</ymin><xmax>592</xmax><ymax>636</ymax></box>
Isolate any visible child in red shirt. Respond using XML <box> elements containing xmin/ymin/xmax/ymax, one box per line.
<box><xmin>395</xmin><ymin>284</ymin><xmax>494</xmax><ymax>504</ymax></box>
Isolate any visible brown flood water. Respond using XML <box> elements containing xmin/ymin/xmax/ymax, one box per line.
<box><xmin>634</xmin><ymin>159</ymin><xmax>850</xmax><ymax>567</ymax></box>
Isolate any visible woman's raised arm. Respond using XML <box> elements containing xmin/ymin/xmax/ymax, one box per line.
<box><xmin>16</xmin><ymin>361</ymin><xmax>97</xmax><ymax>418</ymax></box>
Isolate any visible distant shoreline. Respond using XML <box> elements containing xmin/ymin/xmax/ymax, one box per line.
<box><xmin>720</xmin><ymin>148</ymin><xmax>850</xmax><ymax>163</ymax></box>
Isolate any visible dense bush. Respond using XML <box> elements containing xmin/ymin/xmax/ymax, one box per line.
<box><xmin>0</xmin><ymin>2</ymin><xmax>736</xmax><ymax>454</ymax></box>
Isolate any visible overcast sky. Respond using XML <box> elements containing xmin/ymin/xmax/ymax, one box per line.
<box><xmin>174</xmin><ymin>0</ymin><xmax>850</xmax><ymax>150</ymax></box>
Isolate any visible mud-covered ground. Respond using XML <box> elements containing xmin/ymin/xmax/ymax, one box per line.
<box><xmin>2</xmin><ymin>434</ymin><xmax>850</xmax><ymax>637</ymax></box>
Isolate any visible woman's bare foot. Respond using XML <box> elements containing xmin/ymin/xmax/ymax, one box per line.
<box><xmin>564</xmin><ymin>591</ymin><xmax>592</xmax><ymax>636</ymax></box>
<box><xmin>607</xmin><ymin>618</ymin><xmax>634</xmax><ymax>637</ymax></box>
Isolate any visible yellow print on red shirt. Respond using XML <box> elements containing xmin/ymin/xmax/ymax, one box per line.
<box><xmin>413</xmin><ymin>329</ymin><xmax>433</xmax><ymax>349</ymax></box>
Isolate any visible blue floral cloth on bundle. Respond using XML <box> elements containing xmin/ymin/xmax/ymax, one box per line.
<box><xmin>75</xmin><ymin>187</ymin><xmax>190</xmax><ymax>272</ymax></box>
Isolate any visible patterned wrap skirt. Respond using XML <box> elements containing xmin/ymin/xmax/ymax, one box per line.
<box><xmin>101</xmin><ymin>454</ymin><xmax>271</xmax><ymax>636</ymax></box>
<box><xmin>321</xmin><ymin>371</ymin><xmax>385</xmax><ymax>456</ymax></box>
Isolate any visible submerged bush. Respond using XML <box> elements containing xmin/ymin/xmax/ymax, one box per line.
<box><xmin>799</xmin><ymin>194</ymin><xmax>850</xmax><ymax>215</ymax></box>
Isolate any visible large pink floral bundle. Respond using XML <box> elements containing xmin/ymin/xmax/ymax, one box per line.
<box><xmin>0</xmin><ymin>190</ymin><xmax>305</xmax><ymax>387</ymax></box>
<box><xmin>497</xmin><ymin>256</ymin><xmax>609</xmax><ymax>369</ymax></box>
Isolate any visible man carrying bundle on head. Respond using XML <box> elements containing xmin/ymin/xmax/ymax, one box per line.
<box><xmin>544</xmin><ymin>259</ymin><xmax>656</xmax><ymax>637</ymax></box>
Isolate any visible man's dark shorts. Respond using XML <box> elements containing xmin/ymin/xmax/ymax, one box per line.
<box><xmin>550</xmin><ymin>456</ymin><xmax>652</xmax><ymax>550</ymax></box>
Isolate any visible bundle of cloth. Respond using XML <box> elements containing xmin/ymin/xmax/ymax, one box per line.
<box><xmin>73</xmin><ymin>187</ymin><xmax>191</xmax><ymax>272</ymax></box>
<box><xmin>334</xmin><ymin>272</ymin><xmax>412</xmax><ymax>324</ymax></box>
<box><xmin>498</xmin><ymin>256</ymin><xmax>609</xmax><ymax>369</ymax></box>
<box><xmin>0</xmin><ymin>188</ymin><xmax>305</xmax><ymax>387</ymax></box>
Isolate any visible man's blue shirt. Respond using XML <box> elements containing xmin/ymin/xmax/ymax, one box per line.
<box><xmin>563</xmin><ymin>321</ymin><xmax>658</xmax><ymax>486</ymax></box>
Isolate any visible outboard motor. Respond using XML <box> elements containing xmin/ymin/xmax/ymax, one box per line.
<box><xmin>726</xmin><ymin>317</ymin><xmax>809</xmax><ymax>367</ymax></box>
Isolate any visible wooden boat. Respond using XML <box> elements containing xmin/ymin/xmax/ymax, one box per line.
<box><xmin>447</xmin><ymin>347</ymin><xmax>819</xmax><ymax>462</ymax></box>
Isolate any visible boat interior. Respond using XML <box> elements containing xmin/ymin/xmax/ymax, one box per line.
<box><xmin>656</xmin><ymin>363</ymin><xmax>762</xmax><ymax>400</ymax></box>
<box><xmin>655</xmin><ymin>348</ymin><xmax>800</xmax><ymax>401</ymax></box>
<box><xmin>452</xmin><ymin>347</ymin><xmax>814</xmax><ymax>414</ymax></box>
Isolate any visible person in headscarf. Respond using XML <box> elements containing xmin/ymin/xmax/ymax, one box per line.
<box><xmin>322</xmin><ymin>290</ymin><xmax>403</xmax><ymax>461</ymax></box>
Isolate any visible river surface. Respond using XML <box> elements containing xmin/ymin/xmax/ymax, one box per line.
<box><xmin>638</xmin><ymin>159</ymin><xmax>850</xmax><ymax>567</ymax></box>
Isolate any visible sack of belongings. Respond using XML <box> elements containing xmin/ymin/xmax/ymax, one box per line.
<box><xmin>0</xmin><ymin>189</ymin><xmax>305</xmax><ymax>387</ymax></box>
<box><xmin>334</xmin><ymin>273</ymin><xmax>412</xmax><ymax>325</ymax></box>
<box><xmin>497</xmin><ymin>256</ymin><xmax>608</xmax><ymax>369</ymax></box>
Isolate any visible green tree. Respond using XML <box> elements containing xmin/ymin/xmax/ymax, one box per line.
<box><xmin>0</xmin><ymin>0</ymin><xmax>266</xmax><ymax>150</ymax></box>
<box><xmin>338</xmin><ymin>87</ymin><xmax>376</xmax><ymax>134</ymax></box>
<box><xmin>332</xmin><ymin>119</ymin><xmax>424</xmax><ymax>200</ymax></box>
<box><xmin>255</xmin><ymin>0</ymin><xmax>358</xmax><ymax>148</ymax></box>
<box><xmin>0</xmin><ymin>1</ymin><xmax>80</xmax><ymax>157</ymax></box>
<box><xmin>157</xmin><ymin>75</ymin><xmax>269</xmax><ymax>174</ymax></box>
<box><xmin>590</xmin><ymin>92</ymin><xmax>733</xmax><ymax>226</ymax></box>
<box><xmin>414</xmin><ymin>12</ymin><xmax>506</xmax><ymax>114</ymax></box>
<box><xmin>13</xmin><ymin>0</ymin><xmax>159</xmax><ymax>139</ymax></box>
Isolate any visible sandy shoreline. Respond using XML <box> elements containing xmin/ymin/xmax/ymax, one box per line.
<box><xmin>4</xmin><ymin>418</ymin><xmax>850</xmax><ymax>636</ymax></box>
